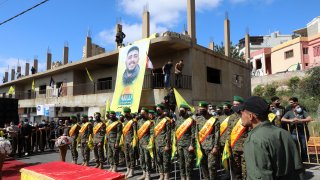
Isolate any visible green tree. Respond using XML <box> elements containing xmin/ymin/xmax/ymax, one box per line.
<box><xmin>303</xmin><ymin>67</ymin><xmax>320</xmax><ymax>97</ymax></box>
<box><xmin>253</xmin><ymin>85</ymin><xmax>264</xmax><ymax>97</ymax></box>
<box><xmin>214</xmin><ymin>42</ymin><xmax>244</xmax><ymax>61</ymax></box>
<box><xmin>264</xmin><ymin>83</ymin><xmax>278</xmax><ymax>99</ymax></box>
<box><xmin>288</xmin><ymin>76</ymin><xmax>300</xmax><ymax>92</ymax></box>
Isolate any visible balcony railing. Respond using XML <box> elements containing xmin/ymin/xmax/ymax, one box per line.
<box><xmin>9</xmin><ymin>74</ymin><xmax>192</xmax><ymax>100</ymax></box>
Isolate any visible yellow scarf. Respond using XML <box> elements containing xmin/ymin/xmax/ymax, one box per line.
<box><xmin>93</xmin><ymin>122</ymin><xmax>103</xmax><ymax>135</ymax></box>
<box><xmin>220</xmin><ymin>116</ymin><xmax>230</xmax><ymax>136</ymax></box>
<box><xmin>198</xmin><ymin>117</ymin><xmax>216</xmax><ymax>143</ymax></box>
<box><xmin>138</xmin><ymin>120</ymin><xmax>152</xmax><ymax>140</ymax></box>
<box><xmin>230</xmin><ymin>118</ymin><xmax>246</xmax><ymax>148</ymax></box>
<box><xmin>122</xmin><ymin>120</ymin><xmax>134</xmax><ymax>136</ymax></box>
<box><xmin>106</xmin><ymin>121</ymin><xmax>120</xmax><ymax>134</ymax></box>
<box><xmin>69</xmin><ymin>123</ymin><xmax>79</xmax><ymax>137</ymax></box>
<box><xmin>79</xmin><ymin>122</ymin><xmax>91</xmax><ymax>136</ymax></box>
<box><xmin>154</xmin><ymin>117</ymin><xmax>169</xmax><ymax>137</ymax></box>
<box><xmin>175</xmin><ymin>118</ymin><xmax>193</xmax><ymax>141</ymax></box>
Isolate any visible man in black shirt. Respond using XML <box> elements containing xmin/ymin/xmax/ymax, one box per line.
<box><xmin>162</xmin><ymin>60</ymin><xmax>173</xmax><ymax>89</ymax></box>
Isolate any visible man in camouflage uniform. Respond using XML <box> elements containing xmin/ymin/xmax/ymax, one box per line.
<box><xmin>137</xmin><ymin>108</ymin><xmax>154</xmax><ymax>180</ymax></box>
<box><xmin>154</xmin><ymin>104</ymin><xmax>171</xmax><ymax>180</ymax></box>
<box><xmin>225</xmin><ymin>96</ymin><xmax>248</xmax><ymax>180</ymax></box>
<box><xmin>175</xmin><ymin>104</ymin><xmax>196</xmax><ymax>180</ymax></box>
<box><xmin>93</xmin><ymin>112</ymin><xmax>106</xmax><ymax>169</ymax></box>
<box><xmin>69</xmin><ymin>115</ymin><xmax>81</xmax><ymax>164</ymax></box>
<box><xmin>79</xmin><ymin>114</ymin><xmax>93</xmax><ymax>166</ymax></box>
<box><xmin>122</xmin><ymin>107</ymin><xmax>137</xmax><ymax>178</ymax></box>
<box><xmin>106</xmin><ymin>111</ymin><xmax>122</xmax><ymax>172</ymax></box>
<box><xmin>196</xmin><ymin>101</ymin><xmax>220</xmax><ymax>180</ymax></box>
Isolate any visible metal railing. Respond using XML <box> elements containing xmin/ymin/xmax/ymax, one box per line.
<box><xmin>143</xmin><ymin>73</ymin><xmax>192</xmax><ymax>89</ymax></box>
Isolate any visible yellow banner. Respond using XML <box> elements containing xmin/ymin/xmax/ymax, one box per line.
<box><xmin>106</xmin><ymin>121</ymin><xmax>120</xmax><ymax>134</ymax></box>
<box><xmin>138</xmin><ymin>120</ymin><xmax>152</xmax><ymax>140</ymax></box>
<box><xmin>154</xmin><ymin>118</ymin><xmax>168</xmax><ymax>137</ymax></box>
<box><xmin>198</xmin><ymin>117</ymin><xmax>216</xmax><ymax>143</ymax></box>
<box><xmin>173</xmin><ymin>88</ymin><xmax>195</xmax><ymax>113</ymax></box>
<box><xmin>176</xmin><ymin>118</ymin><xmax>193</xmax><ymax>141</ymax></box>
<box><xmin>220</xmin><ymin>116</ymin><xmax>230</xmax><ymax>136</ymax></box>
<box><xmin>230</xmin><ymin>118</ymin><xmax>246</xmax><ymax>148</ymax></box>
<box><xmin>122</xmin><ymin>120</ymin><xmax>133</xmax><ymax>136</ymax></box>
<box><xmin>111</xmin><ymin>39</ymin><xmax>150</xmax><ymax>113</ymax></box>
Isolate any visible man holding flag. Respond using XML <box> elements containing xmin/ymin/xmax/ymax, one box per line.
<box><xmin>79</xmin><ymin>114</ymin><xmax>93</xmax><ymax>166</ymax></box>
<box><xmin>196</xmin><ymin>101</ymin><xmax>220</xmax><ymax>180</ymax></box>
<box><xmin>174</xmin><ymin>104</ymin><xmax>196</xmax><ymax>180</ymax></box>
<box><xmin>69</xmin><ymin>115</ymin><xmax>81</xmax><ymax>164</ymax></box>
<box><xmin>93</xmin><ymin>112</ymin><xmax>106</xmax><ymax>169</ymax></box>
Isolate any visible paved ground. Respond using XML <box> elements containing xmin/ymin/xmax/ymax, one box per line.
<box><xmin>12</xmin><ymin>149</ymin><xmax>320</xmax><ymax>180</ymax></box>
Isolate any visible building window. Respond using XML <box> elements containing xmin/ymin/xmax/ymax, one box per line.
<box><xmin>256</xmin><ymin>59</ymin><xmax>262</xmax><ymax>69</ymax></box>
<box><xmin>303</xmin><ymin>47</ymin><xmax>308</xmax><ymax>54</ymax></box>
<box><xmin>39</xmin><ymin>85</ymin><xmax>46</xmax><ymax>94</ymax></box>
<box><xmin>305</xmin><ymin>63</ymin><xmax>309</xmax><ymax>66</ymax></box>
<box><xmin>97</xmin><ymin>77</ymin><xmax>112</xmax><ymax>90</ymax></box>
<box><xmin>314</xmin><ymin>45</ymin><xmax>320</xmax><ymax>57</ymax></box>
<box><xmin>207</xmin><ymin>67</ymin><xmax>221</xmax><ymax>84</ymax></box>
<box><xmin>284</xmin><ymin>50</ymin><xmax>294</xmax><ymax>59</ymax></box>
<box><xmin>232</xmin><ymin>74</ymin><xmax>243</xmax><ymax>88</ymax></box>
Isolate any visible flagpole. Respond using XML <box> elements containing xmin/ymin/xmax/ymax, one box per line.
<box><xmin>228</xmin><ymin>158</ymin><xmax>233</xmax><ymax>180</ymax></box>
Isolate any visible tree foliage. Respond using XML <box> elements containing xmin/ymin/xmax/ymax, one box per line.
<box><xmin>214</xmin><ymin>42</ymin><xmax>245</xmax><ymax>61</ymax></box>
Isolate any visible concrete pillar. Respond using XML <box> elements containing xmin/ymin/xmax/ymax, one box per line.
<box><xmin>47</xmin><ymin>51</ymin><xmax>52</xmax><ymax>70</ymax></box>
<box><xmin>209</xmin><ymin>41</ymin><xmax>214</xmax><ymax>51</ymax></box>
<box><xmin>11</xmin><ymin>69</ymin><xmax>15</xmax><ymax>81</ymax></box>
<box><xmin>142</xmin><ymin>8</ymin><xmax>150</xmax><ymax>38</ymax></box>
<box><xmin>245</xmin><ymin>33</ymin><xmax>251</xmax><ymax>63</ymax></box>
<box><xmin>85</xmin><ymin>36</ymin><xmax>92</xmax><ymax>58</ymax></box>
<box><xmin>4</xmin><ymin>71</ymin><xmax>8</xmax><ymax>83</ymax></box>
<box><xmin>33</xmin><ymin>58</ymin><xmax>38</xmax><ymax>73</ymax></box>
<box><xmin>25</xmin><ymin>63</ymin><xmax>30</xmax><ymax>76</ymax></box>
<box><xmin>187</xmin><ymin>0</ymin><xmax>196</xmax><ymax>43</ymax></box>
<box><xmin>224</xmin><ymin>13</ymin><xmax>231</xmax><ymax>57</ymax></box>
<box><xmin>17</xmin><ymin>66</ymin><xmax>21</xmax><ymax>75</ymax></box>
<box><xmin>63</xmin><ymin>44</ymin><xmax>69</xmax><ymax>65</ymax></box>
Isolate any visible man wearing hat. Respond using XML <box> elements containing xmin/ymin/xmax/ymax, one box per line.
<box><xmin>122</xmin><ymin>107</ymin><xmax>137</xmax><ymax>178</ymax></box>
<box><xmin>240</xmin><ymin>96</ymin><xmax>304</xmax><ymax>180</ymax></box>
<box><xmin>154</xmin><ymin>104</ymin><xmax>171</xmax><ymax>180</ymax></box>
<box><xmin>137</xmin><ymin>108</ymin><xmax>154</xmax><ymax>180</ymax></box>
<box><xmin>196</xmin><ymin>101</ymin><xmax>220</xmax><ymax>180</ymax></box>
<box><xmin>79</xmin><ymin>114</ymin><xmax>93</xmax><ymax>166</ymax></box>
<box><xmin>69</xmin><ymin>115</ymin><xmax>81</xmax><ymax>164</ymax></box>
<box><xmin>225</xmin><ymin>96</ymin><xmax>248</xmax><ymax>180</ymax></box>
<box><xmin>106</xmin><ymin>111</ymin><xmax>122</xmax><ymax>172</ymax></box>
<box><xmin>174</xmin><ymin>104</ymin><xmax>196</xmax><ymax>180</ymax></box>
<box><xmin>93</xmin><ymin>112</ymin><xmax>106</xmax><ymax>169</ymax></box>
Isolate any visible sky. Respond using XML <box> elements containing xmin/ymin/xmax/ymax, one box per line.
<box><xmin>0</xmin><ymin>0</ymin><xmax>319</xmax><ymax>80</ymax></box>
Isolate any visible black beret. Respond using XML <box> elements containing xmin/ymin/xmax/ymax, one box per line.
<box><xmin>240</xmin><ymin>96</ymin><xmax>269</xmax><ymax>115</ymax></box>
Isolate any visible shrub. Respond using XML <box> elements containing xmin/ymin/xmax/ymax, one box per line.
<box><xmin>253</xmin><ymin>85</ymin><xmax>264</xmax><ymax>97</ymax></box>
<box><xmin>288</xmin><ymin>76</ymin><xmax>300</xmax><ymax>92</ymax></box>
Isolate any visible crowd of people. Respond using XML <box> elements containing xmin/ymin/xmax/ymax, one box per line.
<box><xmin>0</xmin><ymin>94</ymin><xmax>312</xmax><ymax>180</ymax></box>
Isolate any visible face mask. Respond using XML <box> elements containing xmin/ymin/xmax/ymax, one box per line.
<box><xmin>199</xmin><ymin>109</ymin><xmax>207</xmax><ymax>115</ymax></box>
<box><xmin>179</xmin><ymin>110</ymin><xmax>186</xmax><ymax>117</ymax></box>
<box><xmin>275</xmin><ymin>103</ymin><xmax>280</xmax><ymax>107</ymax></box>
<box><xmin>156</xmin><ymin>110</ymin><xmax>162</xmax><ymax>115</ymax></box>
<box><xmin>296</xmin><ymin>107</ymin><xmax>302</xmax><ymax>113</ymax></box>
<box><xmin>231</xmin><ymin>106</ymin><xmax>240</xmax><ymax>113</ymax></box>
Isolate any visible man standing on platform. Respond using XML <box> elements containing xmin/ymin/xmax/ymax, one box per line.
<box><xmin>122</xmin><ymin>107</ymin><xmax>137</xmax><ymax>178</ymax></box>
<box><xmin>137</xmin><ymin>108</ymin><xmax>154</xmax><ymax>180</ymax></box>
<box><xmin>154</xmin><ymin>104</ymin><xmax>171</xmax><ymax>180</ymax></box>
<box><xmin>106</xmin><ymin>111</ymin><xmax>122</xmax><ymax>172</ymax></box>
<box><xmin>174</xmin><ymin>104</ymin><xmax>196</xmax><ymax>180</ymax></box>
<box><xmin>69</xmin><ymin>115</ymin><xmax>81</xmax><ymax>164</ymax></box>
<box><xmin>196</xmin><ymin>101</ymin><xmax>220</xmax><ymax>180</ymax></box>
<box><xmin>79</xmin><ymin>114</ymin><xmax>93</xmax><ymax>166</ymax></box>
<box><xmin>225</xmin><ymin>96</ymin><xmax>248</xmax><ymax>180</ymax></box>
<box><xmin>93</xmin><ymin>112</ymin><xmax>106</xmax><ymax>169</ymax></box>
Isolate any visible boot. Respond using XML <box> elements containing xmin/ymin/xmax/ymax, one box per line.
<box><xmin>108</xmin><ymin>165</ymin><xmax>113</xmax><ymax>171</ymax></box>
<box><xmin>127</xmin><ymin>168</ymin><xmax>134</xmax><ymax>178</ymax></box>
<box><xmin>99</xmin><ymin>163</ymin><xmax>104</xmax><ymax>169</ymax></box>
<box><xmin>111</xmin><ymin>165</ymin><xmax>117</xmax><ymax>172</ymax></box>
<box><xmin>81</xmin><ymin>162</ymin><xmax>85</xmax><ymax>166</ymax></box>
<box><xmin>145</xmin><ymin>172</ymin><xmax>151</xmax><ymax>180</ymax></box>
<box><xmin>94</xmin><ymin>162</ymin><xmax>100</xmax><ymax>168</ymax></box>
<box><xmin>180</xmin><ymin>176</ymin><xmax>185</xmax><ymax>180</ymax></box>
<box><xmin>137</xmin><ymin>171</ymin><xmax>146</xmax><ymax>180</ymax></box>
<box><xmin>186</xmin><ymin>176</ymin><xmax>191</xmax><ymax>180</ymax></box>
<box><xmin>125</xmin><ymin>167</ymin><xmax>130</xmax><ymax>176</ymax></box>
<box><xmin>158</xmin><ymin>173</ymin><xmax>164</xmax><ymax>180</ymax></box>
<box><xmin>163</xmin><ymin>173</ymin><xmax>169</xmax><ymax>180</ymax></box>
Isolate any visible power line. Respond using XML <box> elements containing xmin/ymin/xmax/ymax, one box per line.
<box><xmin>0</xmin><ymin>0</ymin><xmax>50</xmax><ymax>27</ymax></box>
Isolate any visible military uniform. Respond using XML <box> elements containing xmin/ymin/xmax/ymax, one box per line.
<box><xmin>196</xmin><ymin>114</ymin><xmax>220</xmax><ymax>180</ymax></box>
<box><xmin>80</xmin><ymin>121</ymin><xmax>93</xmax><ymax>166</ymax></box>
<box><xmin>123</xmin><ymin>114</ymin><xmax>137</xmax><ymax>177</ymax></box>
<box><xmin>69</xmin><ymin>121</ymin><xmax>81</xmax><ymax>164</ymax></box>
<box><xmin>106</xmin><ymin>116</ymin><xmax>122</xmax><ymax>171</ymax></box>
<box><xmin>175</xmin><ymin>115</ymin><xmax>196</xmax><ymax>179</ymax></box>
<box><xmin>154</xmin><ymin>114</ymin><xmax>171</xmax><ymax>179</ymax></box>
<box><xmin>93</xmin><ymin>120</ymin><xmax>106</xmax><ymax>168</ymax></box>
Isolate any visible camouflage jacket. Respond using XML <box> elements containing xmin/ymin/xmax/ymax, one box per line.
<box><xmin>93</xmin><ymin>121</ymin><xmax>106</xmax><ymax>144</ymax></box>
<box><xmin>196</xmin><ymin>114</ymin><xmax>220</xmax><ymax>150</ymax></box>
<box><xmin>106</xmin><ymin>118</ymin><xmax>122</xmax><ymax>144</ymax></box>
<box><xmin>154</xmin><ymin>116</ymin><xmax>171</xmax><ymax>148</ymax></box>
<box><xmin>226</xmin><ymin>113</ymin><xmax>248</xmax><ymax>152</ymax></box>
<box><xmin>123</xmin><ymin>116</ymin><xmax>137</xmax><ymax>144</ymax></box>
<box><xmin>175</xmin><ymin>116</ymin><xmax>196</xmax><ymax>148</ymax></box>
<box><xmin>137</xmin><ymin>118</ymin><xmax>154</xmax><ymax>149</ymax></box>
<box><xmin>80</xmin><ymin>123</ymin><xmax>93</xmax><ymax>143</ymax></box>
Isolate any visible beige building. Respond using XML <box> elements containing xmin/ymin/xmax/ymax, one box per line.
<box><xmin>0</xmin><ymin>0</ymin><xmax>251</xmax><ymax>122</ymax></box>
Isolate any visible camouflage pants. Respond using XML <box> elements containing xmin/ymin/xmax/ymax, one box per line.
<box><xmin>70</xmin><ymin>138</ymin><xmax>78</xmax><ymax>161</ymax></box>
<box><xmin>156</xmin><ymin>146</ymin><xmax>170</xmax><ymax>173</ymax></box>
<box><xmin>178</xmin><ymin>147</ymin><xmax>194</xmax><ymax>177</ymax></box>
<box><xmin>81</xmin><ymin>143</ymin><xmax>90</xmax><ymax>163</ymax></box>
<box><xmin>232</xmin><ymin>151</ymin><xmax>246</xmax><ymax>180</ymax></box>
<box><xmin>107</xmin><ymin>142</ymin><xmax>119</xmax><ymax>166</ymax></box>
<box><xmin>93</xmin><ymin>143</ymin><xmax>105</xmax><ymax>163</ymax></box>
<box><xmin>140</xmin><ymin>145</ymin><xmax>151</xmax><ymax>173</ymax></box>
<box><xmin>201</xmin><ymin>149</ymin><xmax>218</xmax><ymax>180</ymax></box>
<box><xmin>124</xmin><ymin>143</ymin><xmax>135</xmax><ymax>168</ymax></box>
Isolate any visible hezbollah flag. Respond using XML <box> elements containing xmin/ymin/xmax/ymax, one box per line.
<box><xmin>7</xmin><ymin>86</ymin><xmax>15</xmax><ymax>95</ymax></box>
<box><xmin>173</xmin><ymin>88</ymin><xmax>195</xmax><ymax>113</ymax></box>
<box><xmin>111</xmin><ymin>39</ymin><xmax>150</xmax><ymax>113</ymax></box>
<box><xmin>222</xmin><ymin>140</ymin><xmax>231</xmax><ymax>170</ymax></box>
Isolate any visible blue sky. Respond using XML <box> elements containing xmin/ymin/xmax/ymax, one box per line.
<box><xmin>0</xmin><ymin>0</ymin><xmax>319</xmax><ymax>80</ymax></box>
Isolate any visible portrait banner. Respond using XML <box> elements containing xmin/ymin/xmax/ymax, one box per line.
<box><xmin>111</xmin><ymin>39</ymin><xmax>150</xmax><ymax>113</ymax></box>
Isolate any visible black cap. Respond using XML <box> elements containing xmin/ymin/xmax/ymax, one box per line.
<box><xmin>240</xmin><ymin>96</ymin><xmax>269</xmax><ymax>115</ymax></box>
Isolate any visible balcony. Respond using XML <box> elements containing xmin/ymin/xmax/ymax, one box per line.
<box><xmin>10</xmin><ymin>74</ymin><xmax>192</xmax><ymax>100</ymax></box>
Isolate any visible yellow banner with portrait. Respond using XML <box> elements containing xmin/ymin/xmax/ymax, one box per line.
<box><xmin>111</xmin><ymin>39</ymin><xmax>150</xmax><ymax>113</ymax></box>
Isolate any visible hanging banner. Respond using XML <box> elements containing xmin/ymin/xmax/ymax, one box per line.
<box><xmin>111</xmin><ymin>39</ymin><xmax>150</xmax><ymax>113</ymax></box>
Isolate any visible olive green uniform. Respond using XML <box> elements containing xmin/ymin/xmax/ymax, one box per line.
<box><xmin>70</xmin><ymin>124</ymin><xmax>81</xmax><ymax>162</ymax></box>
<box><xmin>196</xmin><ymin>115</ymin><xmax>220</xmax><ymax>180</ymax></box>
<box><xmin>138</xmin><ymin>118</ymin><xmax>154</xmax><ymax>173</ymax></box>
<box><xmin>175</xmin><ymin>116</ymin><xmax>196</xmax><ymax>178</ymax></box>
<box><xmin>106</xmin><ymin>118</ymin><xmax>122</xmax><ymax>166</ymax></box>
<box><xmin>93</xmin><ymin>122</ymin><xmax>106</xmax><ymax>164</ymax></box>
<box><xmin>123</xmin><ymin>116</ymin><xmax>137</xmax><ymax>168</ymax></box>
<box><xmin>80</xmin><ymin>123</ymin><xmax>93</xmax><ymax>164</ymax></box>
<box><xmin>154</xmin><ymin>116</ymin><xmax>171</xmax><ymax>174</ymax></box>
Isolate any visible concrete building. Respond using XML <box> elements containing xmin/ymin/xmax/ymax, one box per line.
<box><xmin>0</xmin><ymin>0</ymin><xmax>250</xmax><ymax>122</ymax></box>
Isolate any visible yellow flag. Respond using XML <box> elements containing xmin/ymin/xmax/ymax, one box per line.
<box><xmin>132</xmin><ymin>130</ymin><xmax>137</xmax><ymax>148</ymax></box>
<box><xmin>173</xmin><ymin>88</ymin><xmax>195</xmax><ymax>113</ymax></box>
<box><xmin>268</xmin><ymin>113</ymin><xmax>276</xmax><ymax>122</ymax></box>
<box><xmin>105</xmin><ymin>98</ymin><xmax>110</xmax><ymax>113</ymax></box>
<box><xmin>147</xmin><ymin>135</ymin><xmax>154</xmax><ymax>158</ymax></box>
<box><xmin>87</xmin><ymin>134</ymin><xmax>94</xmax><ymax>150</ymax></box>
<box><xmin>31</xmin><ymin>80</ymin><xmax>35</xmax><ymax>92</ymax></box>
<box><xmin>85</xmin><ymin>67</ymin><xmax>93</xmax><ymax>82</ymax></box>
<box><xmin>7</xmin><ymin>86</ymin><xmax>15</xmax><ymax>95</ymax></box>
<box><xmin>222</xmin><ymin>140</ymin><xmax>231</xmax><ymax>170</ymax></box>
<box><xmin>171</xmin><ymin>133</ymin><xmax>177</xmax><ymax>160</ymax></box>
<box><xmin>195</xmin><ymin>137</ymin><xmax>203</xmax><ymax>167</ymax></box>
